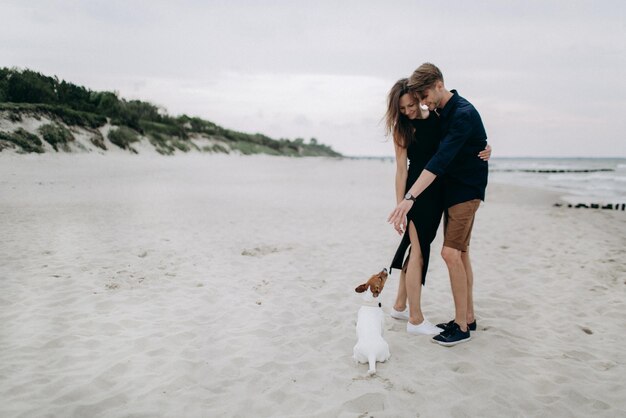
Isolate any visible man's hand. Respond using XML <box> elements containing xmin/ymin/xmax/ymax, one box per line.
<box><xmin>388</xmin><ymin>199</ymin><xmax>414</xmax><ymax>235</ymax></box>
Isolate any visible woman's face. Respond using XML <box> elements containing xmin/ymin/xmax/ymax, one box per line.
<box><xmin>399</xmin><ymin>93</ymin><xmax>419</xmax><ymax>120</ymax></box>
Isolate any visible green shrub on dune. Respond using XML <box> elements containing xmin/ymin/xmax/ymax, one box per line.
<box><xmin>108</xmin><ymin>126</ymin><xmax>140</xmax><ymax>151</ymax></box>
<box><xmin>230</xmin><ymin>141</ymin><xmax>283</xmax><ymax>156</ymax></box>
<box><xmin>49</xmin><ymin>105</ymin><xmax>106</xmax><ymax>128</ymax></box>
<box><xmin>0</xmin><ymin>102</ymin><xmax>106</xmax><ymax>128</ymax></box>
<box><xmin>147</xmin><ymin>132</ymin><xmax>176</xmax><ymax>155</ymax></box>
<box><xmin>8</xmin><ymin>111</ymin><xmax>22</xmax><ymax>122</ymax></box>
<box><xmin>202</xmin><ymin>143</ymin><xmax>230</xmax><ymax>154</ymax></box>
<box><xmin>89</xmin><ymin>130</ymin><xmax>107</xmax><ymax>150</ymax></box>
<box><xmin>171</xmin><ymin>138</ymin><xmax>191</xmax><ymax>152</ymax></box>
<box><xmin>177</xmin><ymin>115</ymin><xmax>219</xmax><ymax>136</ymax></box>
<box><xmin>140</xmin><ymin>119</ymin><xmax>187</xmax><ymax>139</ymax></box>
<box><xmin>0</xmin><ymin>128</ymin><xmax>45</xmax><ymax>153</ymax></box>
<box><xmin>38</xmin><ymin>123</ymin><xmax>74</xmax><ymax>151</ymax></box>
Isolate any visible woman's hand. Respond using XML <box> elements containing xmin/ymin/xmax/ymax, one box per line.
<box><xmin>388</xmin><ymin>199</ymin><xmax>413</xmax><ymax>235</ymax></box>
<box><xmin>392</xmin><ymin>216</ymin><xmax>406</xmax><ymax>235</ymax></box>
<box><xmin>478</xmin><ymin>144</ymin><xmax>492</xmax><ymax>161</ymax></box>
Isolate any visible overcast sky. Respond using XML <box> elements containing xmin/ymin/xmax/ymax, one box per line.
<box><xmin>2</xmin><ymin>0</ymin><xmax>625</xmax><ymax>157</ymax></box>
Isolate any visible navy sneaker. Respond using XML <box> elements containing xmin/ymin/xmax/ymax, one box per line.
<box><xmin>437</xmin><ymin>319</ymin><xmax>477</xmax><ymax>332</ymax></box>
<box><xmin>432</xmin><ymin>322</ymin><xmax>471</xmax><ymax>346</ymax></box>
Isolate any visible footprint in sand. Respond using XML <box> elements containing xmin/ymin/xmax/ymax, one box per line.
<box><xmin>592</xmin><ymin>361</ymin><xmax>617</xmax><ymax>371</ymax></box>
<box><xmin>253</xmin><ymin>279</ymin><xmax>270</xmax><ymax>294</ymax></box>
<box><xmin>563</xmin><ymin>350</ymin><xmax>596</xmax><ymax>361</ymax></box>
<box><xmin>447</xmin><ymin>361</ymin><xmax>475</xmax><ymax>374</ymax></box>
<box><xmin>241</xmin><ymin>245</ymin><xmax>292</xmax><ymax>257</ymax></box>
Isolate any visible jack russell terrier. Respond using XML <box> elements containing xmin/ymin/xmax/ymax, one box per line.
<box><xmin>353</xmin><ymin>268</ymin><xmax>391</xmax><ymax>375</ymax></box>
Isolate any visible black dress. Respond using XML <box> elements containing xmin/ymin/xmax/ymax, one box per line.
<box><xmin>389</xmin><ymin>112</ymin><xmax>444</xmax><ymax>285</ymax></box>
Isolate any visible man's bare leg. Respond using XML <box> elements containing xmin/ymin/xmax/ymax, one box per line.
<box><xmin>441</xmin><ymin>246</ymin><xmax>468</xmax><ymax>332</ymax></box>
<box><xmin>461</xmin><ymin>249</ymin><xmax>475</xmax><ymax>324</ymax></box>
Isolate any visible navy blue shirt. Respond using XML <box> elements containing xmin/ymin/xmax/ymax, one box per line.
<box><xmin>425</xmin><ymin>90</ymin><xmax>488</xmax><ymax>208</ymax></box>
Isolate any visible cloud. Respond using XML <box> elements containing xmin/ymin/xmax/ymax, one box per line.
<box><xmin>1</xmin><ymin>0</ymin><xmax>625</xmax><ymax>156</ymax></box>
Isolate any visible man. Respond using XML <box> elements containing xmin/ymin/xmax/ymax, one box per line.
<box><xmin>387</xmin><ymin>63</ymin><xmax>488</xmax><ymax>346</ymax></box>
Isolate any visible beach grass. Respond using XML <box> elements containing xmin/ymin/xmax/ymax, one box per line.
<box><xmin>38</xmin><ymin>123</ymin><xmax>74</xmax><ymax>151</ymax></box>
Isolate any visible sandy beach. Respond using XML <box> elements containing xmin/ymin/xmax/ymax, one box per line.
<box><xmin>1</xmin><ymin>154</ymin><xmax>625</xmax><ymax>418</ymax></box>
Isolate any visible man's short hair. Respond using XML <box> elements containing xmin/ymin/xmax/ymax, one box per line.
<box><xmin>407</xmin><ymin>63</ymin><xmax>444</xmax><ymax>96</ymax></box>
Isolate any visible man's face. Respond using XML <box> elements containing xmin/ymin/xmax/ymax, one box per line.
<box><xmin>418</xmin><ymin>83</ymin><xmax>442</xmax><ymax>111</ymax></box>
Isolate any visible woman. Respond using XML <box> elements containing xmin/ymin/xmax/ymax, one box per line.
<box><xmin>384</xmin><ymin>79</ymin><xmax>490</xmax><ymax>335</ymax></box>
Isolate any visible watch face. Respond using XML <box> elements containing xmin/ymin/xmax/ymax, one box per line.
<box><xmin>405</xmin><ymin>193</ymin><xmax>412</xmax><ymax>200</ymax></box>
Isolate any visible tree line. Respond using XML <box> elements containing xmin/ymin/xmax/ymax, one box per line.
<box><xmin>0</xmin><ymin>67</ymin><xmax>341</xmax><ymax>156</ymax></box>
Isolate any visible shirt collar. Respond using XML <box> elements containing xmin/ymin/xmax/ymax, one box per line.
<box><xmin>437</xmin><ymin>89</ymin><xmax>459</xmax><ymax>119</ymax></box>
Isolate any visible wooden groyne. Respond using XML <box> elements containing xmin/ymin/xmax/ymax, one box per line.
<box><xmin>494</xmin><ymin>168</ymin><xmax>614</xmax><ymax>173</ymax></box>
<box><xmin>554</xmin><ymin>203</ymin><xmax>625</xmax><ymax>211</ymax></box>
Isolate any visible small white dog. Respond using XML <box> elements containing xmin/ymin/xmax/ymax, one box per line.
<box><xmin>353</xmin><ymin>269</ymin><xmax>391</xmax><ymax>375</ymax></box>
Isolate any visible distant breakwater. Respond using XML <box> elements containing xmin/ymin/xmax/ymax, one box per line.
<box><xmin>554</xmin><ymin>202</ymin><xmax>625</xmax><ymax>211</ymax></box>
<box><xmin>493</xmin><ymin>168</ymin><xmax>614</xmax><ymax>173</ymax></box>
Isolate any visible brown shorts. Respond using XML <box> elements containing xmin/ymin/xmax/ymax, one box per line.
<box><xmin>443</xmin><ymin>199</ymin><xmax>481</xmax><ymax>252</ymax></box>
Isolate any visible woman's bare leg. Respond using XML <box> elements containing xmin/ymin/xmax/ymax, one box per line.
<box><xmin>393</xmin><ymin>268</ymin><xmax>408</xmax><ymax>312</ymax></box>
<box><xmin>406</xmin><ymin>221</ymin><xmax>425</xmax><ymax>325</ymax></box>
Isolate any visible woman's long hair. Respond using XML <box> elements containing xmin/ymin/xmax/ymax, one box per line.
<box><xmin>384</xmin><ymin>78</ymin><xmax>414</xmax><ymax>149</ymax></box>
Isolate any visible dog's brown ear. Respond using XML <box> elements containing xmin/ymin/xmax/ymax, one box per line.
<box><xmin>355</xmin><ymin>283</ymin><xmax>369</xmax><ymax>293</ymax></box>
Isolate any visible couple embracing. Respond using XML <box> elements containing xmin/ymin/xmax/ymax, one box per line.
<box><xmin>385</xmin><ymin>63</ymin><xmax>489</xmax><ymax>347</ymax></box>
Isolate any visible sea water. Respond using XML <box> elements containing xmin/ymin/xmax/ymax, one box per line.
<box><xmin>489</xmin><ymin>158</ymin><xmax>626</xmax><ymax>206</ymax></box>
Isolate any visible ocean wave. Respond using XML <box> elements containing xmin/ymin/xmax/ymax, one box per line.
<box><xmin>491</xmin><ymin>159</ymin><xmax>626</xmax><ymax>197</ymax></box>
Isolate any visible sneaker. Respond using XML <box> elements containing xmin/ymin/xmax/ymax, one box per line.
<box><xmin>390</xmin><ymin>307</ymin><xmax>409</xmax><ymax>321</ymax></box>
<box><xmin>437</xmin><ymin>319</ymin><xmax>477</xmax><ymax>331</ymax></box>
<box><xmin>432</xmin><ymin>322</ymin><xmax>471</xmax><ymax>346</ymax></box>
<box><xmin>407</xmin><ymin>319</ymin><xmax>443</xmax><ymax>336</ymax></box>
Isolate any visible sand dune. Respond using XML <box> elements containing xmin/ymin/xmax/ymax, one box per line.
<box><xmin>0</xmin><ymin>154</ymin><xmax>624</xmax><ymax>417</ymax></box>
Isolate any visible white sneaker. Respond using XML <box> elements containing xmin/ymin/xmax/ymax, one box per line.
<box><xmin>390</xmin><ymin>307</ymin><xmax>409</xmax><ymax>320</ymax></box>
<box><xmin>407</xmin><ymin>319</ymin><xmax>443</xmax><ymax>336</ymax></box>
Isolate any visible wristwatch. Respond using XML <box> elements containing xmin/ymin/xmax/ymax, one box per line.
<box><xmin>404</xmin><ymin>192</ymin><xmax>417</xmax><ymax>201</ymax></box>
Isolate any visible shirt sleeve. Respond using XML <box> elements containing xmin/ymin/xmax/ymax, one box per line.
<box><xmin>425</xmin><ymin>111</ymin><xmax>472</xmax><ymax>176</ymax></box>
